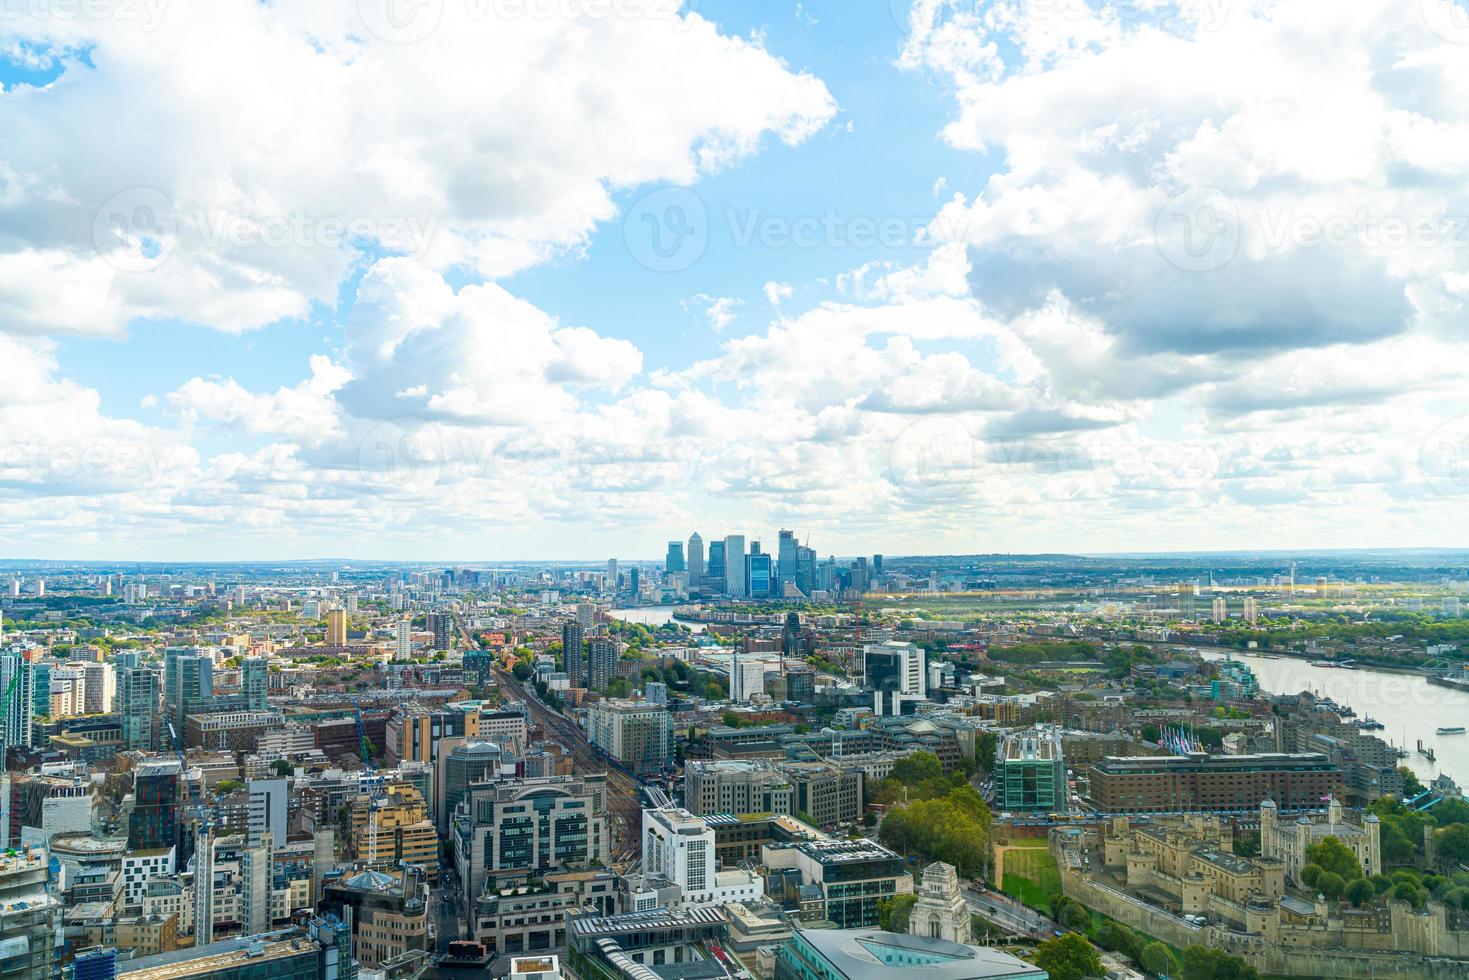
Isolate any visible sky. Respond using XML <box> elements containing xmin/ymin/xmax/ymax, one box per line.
<box><xmin>2</xmin><ymin>0</ymin><xmax>1469</xmax><ymax>561</ymax></box>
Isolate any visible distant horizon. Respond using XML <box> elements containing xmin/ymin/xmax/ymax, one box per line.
<box><xmin>3</xmin><ymin>544</ymin><xmax>1469</xmax><ymax>569</ymax></box>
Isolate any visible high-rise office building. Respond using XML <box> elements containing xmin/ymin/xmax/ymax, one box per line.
<box><xmin>996</xmin><ymin>729</ymin><xmax>1067</xmax><ymax>814</ymax></box>
<box><xmin>606</xmin><ymin>559</ymin><xmax>619</xmax><ymax>592</ymax></box>
<box><xmin>724</xmin><ymin>535</ymin><xmax>747</xmax><ymax>597</ymax></box>
<box><xmin>326</xmin><ymin>608</ymin><xmax>348</xmax><ymax>647</ymax></box>
<box><xmin>239</xmin><ymin>841</ymin><xmax>272</xmax><ymax>937</ymax></box>
<box><xmin>864</xmin><ymin>641</ymin><xmax>926</xmax><ymax>716</ymax></box>
<box><xmin>777</xmin><ymin>530</ymin><xmax>798</xmax><ymax>591</ymax></box>
<box><xmin>796</xmin><ymin>546</ymin><xmax>817</xmax><ymax>596</ymax></box>
<box><xmin>706</xmin><ymin>539</ymin><xmax>725</xmax><ymax>591</ymax></box>
<box><xmin>746</xmin><ymin>549</ymin><xmax>773</xmax><ymax>599</ymax></box>
<box><xmin>666</xmin><ymin>541</ymin><xmax>686</xmax><ymax>573</ymax></box>
<box><xmin>687</xmin><ymin>533</ymin><xmax>704</xmax><ymax>588</ymax></box>
<box><xmin>562</xmin><ymin>622</ymin><xmax>585</xmax><ymax>689</ymax></box>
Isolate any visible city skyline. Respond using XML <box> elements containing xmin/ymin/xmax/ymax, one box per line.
<box><xmin>3</xmin><ymin>1</ymin><xmax>1469</xmax><ymax>561</ymax></box>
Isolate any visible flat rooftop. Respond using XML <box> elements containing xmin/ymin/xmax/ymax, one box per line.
<box><xmin>120</xmin><ymin>935</ymin><xmax>307</xmax><ymax>979</ymax></box>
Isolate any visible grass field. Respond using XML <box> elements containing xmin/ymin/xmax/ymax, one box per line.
<box><xmin>1000</xmin><ymin>846</ymin><xmax>1062</xmax><ymax>914</ymax></box>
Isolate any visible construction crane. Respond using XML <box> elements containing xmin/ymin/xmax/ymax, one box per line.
<box><xmin>165</xmin><ymin>719</ymin><xmax>214</xmax><ymax>944</ymax></box>
<box><xmin>0</xmin><ymin>668</ymin><xmax>24</xmax><ymax>846</ymax></box>
<box><xmin>351</xmin><ymin>699</ymin><xmax>386</xmax><ymax>866</ymax></box>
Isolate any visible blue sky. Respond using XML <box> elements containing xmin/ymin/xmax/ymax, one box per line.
<box><xmin>3</xmin><ymin>0</ymin><xmax>1469</xmax><ymax>560</ymax></box>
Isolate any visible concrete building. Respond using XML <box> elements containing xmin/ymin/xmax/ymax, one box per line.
<box><xmin>683</xmin><ymin>761</ymin><xmax>796</xmax><ymax>818</ymax></box>
<box><xmin>585</xmin><ymin>700</ymin><xmax>672</xmax><ymax>775</ymax></box>
<box><xmin>247</xmin><ymin>778</ymin><xmax>289</xmax><ymax>849</ymax></box>
<box><xmin>630</xmin><ymin>805</ymin><xmax>762</xmax><ymax>911</ymax></box>
<box><xmin>450</xmin><ymin>774</ymin><xmax>609</xmax><ymax>908</ymax></box>
<box><xmin>0</xmin><ymin>848</ymin><xmax>63</xmax><ymax>980</ymax></box>
<box><xmin>319</xmin><ymin>867</ymin><xmax>429</xmax><ymax>971</ymax></box>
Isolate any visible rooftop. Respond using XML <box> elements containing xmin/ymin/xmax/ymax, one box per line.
<box><xmin>790</xmin><ymin>928</ymin><xmax>1046</xmax><ymax>980</ymax></box>
<box><xmin>119</xmin><ymin>934</ymin><xmax>309</xmax><ymax>980</ymax></box>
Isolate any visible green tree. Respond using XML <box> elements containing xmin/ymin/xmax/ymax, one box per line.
<box><xmin>1435</xmin><ymin>824</ymin><xmax>1469</xmax><ymax>868</ymax></box>
<box><xmin>1317</xmin><ymin>871</ymin><xmax>1346</xmax><ymax>902</ymax></box>
<box><xmin>1096</xmin><ymin>921</ymin><xmax>1142</xmax><ymax>962</ymax></box>
<box><xmin>877</xmin><ymin>893</ymin><xmax>917</xmax><ymax>932</ymax></box>
<box><xmin>1300</xmin><ymin>863</ymin><xmax>1323</xmax><ymax>888</ymax></box>
<box><xmin>1141</xmin><ymin>942</ymin><xmax>1178</xmax><ymax>978</ymax></box>
<box><xmin>1345</xmin><ymin>877</ymin><xmax>1376</xmax><ymax>908</ymax></box>
<box><xmin>271</xmin><ymin>759</ymin><xmax>293</xmax><ymax>777</ymax></box>
<box><xmin>1059</xmin><ymin>902</ymin><xmax>1091</xmax><ymax>931</ymax></box>
<box><xmin>511</xmin><ymin>662</ymin><xmax>531</xmax><ymax>681</ymax></box>
<box><xmin>1033</xmin><ymin>933</ymin><xmax>1102</xmax><ymax>980</ymax></box>
<box><xmin>1306</xmin><ymin>836</ymin><xmax>1364</xmax><ymax>881</ymax></box>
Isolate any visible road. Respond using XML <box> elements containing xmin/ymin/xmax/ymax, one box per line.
<box><xmin>962</xmin><ymin>883</ymin><xmax>1055</xmax><ymax>937</ymax></box>
<box><xmin>490</xmin><ymin>664</ymin><xmax>645</xmax><ymax>866</ymax></box>
<box><xmin>431</xmin><ymin>866</ymin><xmax>464</xmax><ymax>952</ymax></box>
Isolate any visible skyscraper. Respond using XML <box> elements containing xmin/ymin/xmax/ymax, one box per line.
<box><xmin>242</xmin><ymin>657</ymin><xmax>268</xmax><ymax>712</ymax></box>
<box><xmin>606</xmin><ymin>559</ymin><xmax>619</xmax><ymax>592</ymax></box>
<box><xmin>326</xmin><ymin>608</ymin><xmax>348</xmax><ymax>646</ymax></box>
<box><xmin>707</xmin><ymin>539</ymin><xmax>725</xmax><ymax>591</ymax></box>
<box><xmin>724</xmin><ymin>535</ymin><xmax>747</xmax><ymax>597</ymax></box>
<box><xmin>128</xmin><ymin>760</ymin><xmax>181</xmax><ymax>851</ymax></box>
<box><xmin>163</xmin><ymin>647</ymin><xmax>213</xmax><ymax>731</ymax></box>
<box><xmin>393</xmin><ymin>621</ymin><xmax>414</xmax><ymax>661</ymax></box>
<box><xmin>666</xmin><ymin>541</ymin><xmax>686</xmax><ymax>573</ymax></box>
<box><xmin>117</xmin><ymin>666</ymin><xmax>159</xmax><ymax>751</ymax></box>
<box><xmin>588</xmin><ymin>637</ymin><xmax>617</xmax><ymax>693</ymax></box>
<box><xmin>746</xmin><ymin>549</ymin><xmax>773</xmax><ymax>598</ymax></box>
<box><xmin>562</xmin><ymin>621</ymin><xmax>586</xmax><ymax>689</ymax></box>
<box><xmin>247</xmin><ymin>778</ymin><xmax>289</xmax><ymax>849</ymax></box>
<box><xmin>777</xmin><ymin>530</ymin><xmax>798</xmax><ymax>591</ymax></box>
<box><xmin>687</xmin><ymin>532</ymin><xmax>704</xmax><ymax>588</ymax></box>
<box><xmin>0</xmin><ymin>654</ymin><xmax>33</xmax><ymax>751</ymax></box>
<box><xmin>426</xmin><ymin>612</ymin><xmax>452</xmax><ymax>651</ymax></box>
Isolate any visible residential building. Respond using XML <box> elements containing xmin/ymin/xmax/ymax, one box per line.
<box><xmin>585</xmin><ymin>700</ymin><xmax>672</xmax><ymax>775</ymax></box>
<box><xmin>561</xmin><ymin>622</ymin><xmax>585</xmax><ymax>690</ymax></box>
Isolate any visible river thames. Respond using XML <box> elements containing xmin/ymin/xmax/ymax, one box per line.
<box><xmin>1202</xmin><ymin>651</ymin><xmax>1469</xmax><ymax>786</ymax></box>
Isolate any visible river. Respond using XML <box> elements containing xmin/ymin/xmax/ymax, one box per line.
<box><xmin>606</xmin><ymin>605</ymin><xmax>705</xmax><ymax>633</ymax></box>
<box><xmin>1201</xmin><ymin>651</ymin><xmax>1469</xmax><ymax>786</ymax></box>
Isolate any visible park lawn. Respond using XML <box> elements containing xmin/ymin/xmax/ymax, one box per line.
<box><xmin>1007</xmin><ymin>837</ymin><xmax>1052</xmax><ymax>848</ymax></box>
<box><xmin>1001</xmin><ymin>846</ymin><xmax>1062</xmax><ymax>914</ymax></box>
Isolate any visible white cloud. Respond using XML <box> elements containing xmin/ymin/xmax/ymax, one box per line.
<box><xmin>0</xmin><ymin>0</ymin><xmax>836</xmax><ymax>337</ymax></box>
<box><xmin>763</xmin><ymin>281</ymin><xmax>795</xmax><ymax>306</ymax></box>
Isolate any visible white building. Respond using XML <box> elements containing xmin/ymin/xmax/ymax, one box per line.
<box><xmin>638</xmin><ymin>806</ymin><xmax>761</xmax><ymax>910</ymax></box>
<box><xmin>394</xmin><ymin>621</ymin><xmax>414</xmax><ymax>662</ymax></box>
<box><xmin>121</xmin><ymin>846</ymin><xmax>176</xmax><ymax>907</ymax></box>
<box><xmin>247</xmin><ymin>778</ymin><xmax>289</xmax><ymax>849</ymax></box>
<box><xmin>729</xmin><ymin>654</ymin><xmax>767</xmax><ymax>703</ymax></box>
